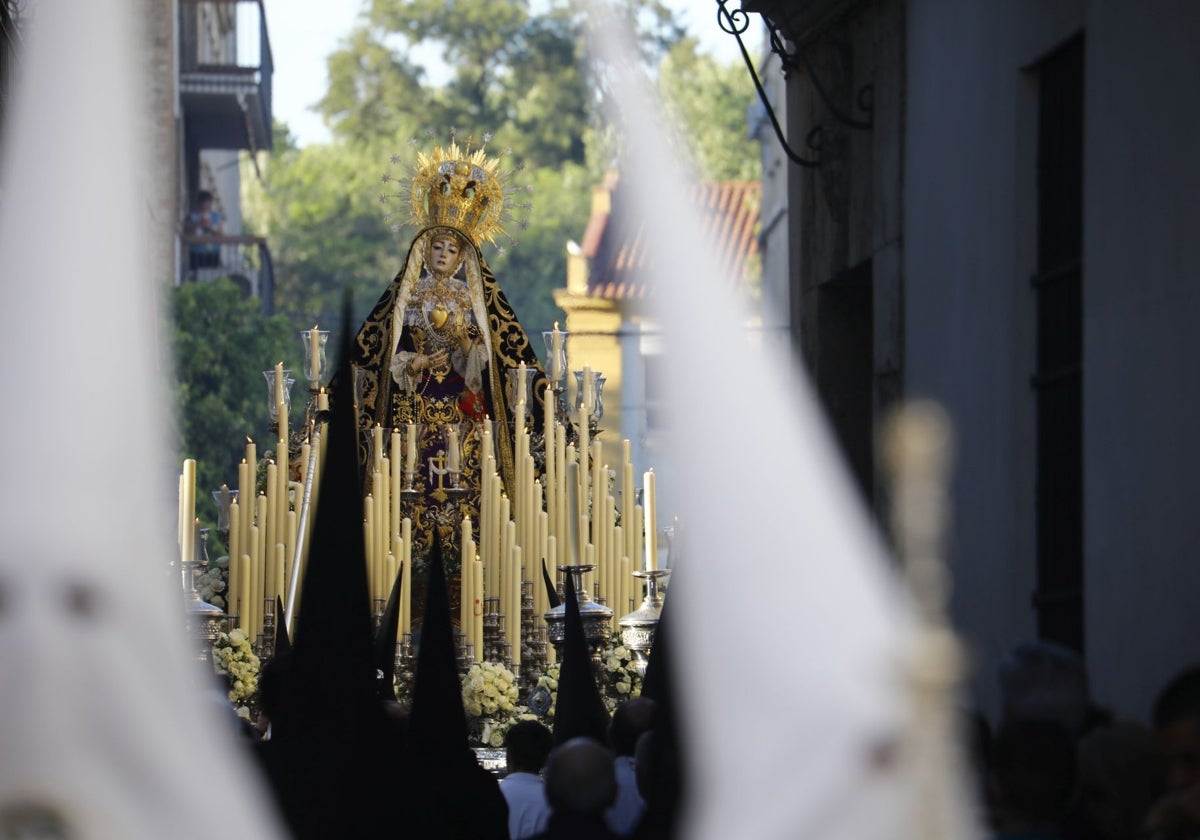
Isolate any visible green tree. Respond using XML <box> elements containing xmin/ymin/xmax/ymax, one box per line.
<box><xmin>245</xmin><ymin>124</ymin><xmax>399</xmax><ymax>329</ymax></box>
<box><xmin>317</xmin><ymin>0</ymin><xmax>682</xmax><ymax>168</ymax></box>
<box><xmin>170</xmin><ymin>277</ymin><xmax>295</xmax><ymax>531</ymax></box>
<box><xmin>488</xmin><ymin>160</ymin><xmax>594</xmax><ymax>335</ymax></box>
<box><xmin>249</xmin><ymin>0</ymin><xmax>693</xmax><ymax>345</ymax></box>
<box><xmin>657</xmin><ymin>37</ymin><xmax>761</xmax><ymax>181</ymax></box>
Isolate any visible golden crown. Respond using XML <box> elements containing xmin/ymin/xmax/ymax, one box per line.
<box><xmin>380</xmin><ymin>132</ymin><xmax>531</xmax><ymax>251</ymax></box>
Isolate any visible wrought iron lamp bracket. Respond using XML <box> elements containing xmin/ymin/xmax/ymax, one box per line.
<box><xmin>717</xmin><ymin>0</ymin><xmax>819</xmax><ymax>168</ymax></box>
<box><xmin>717</xmin><ymin>0</ymin><xmax>873</xmax><ymax>166</ymax></box>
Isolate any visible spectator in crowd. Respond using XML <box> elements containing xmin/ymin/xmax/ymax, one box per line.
<box><xmin>607</xmin><ymin>698</ymin><xmax>656</xmax><ymax>836</ymax></box>
<box><xmin>987</xmin><ymin>720</ymin><xmax>1078</xmax><ymax>840</ymax></box>
<box><xmin>501</xmin><ymin>720</ymin><xmax>554</xmax><ymax>839</ymax></box>
<box><xmin>1074</xmin><ymin>721</ymin><xmax>1162</xmax><ymax>840</ymax></box>
<box><xmin>531</xmin><ymin>737</ymin><xmax>618</xmax><ymax>840</ymax></box>
<box><xmin>998</xmin><ymin>641</ymin><xmax>1109</xmax><ymax>738</ymax></box>
<box><xmin>1146</xmin><ymin>666</ymin><xmax>1200</xmax><ymax>839</ymax></box>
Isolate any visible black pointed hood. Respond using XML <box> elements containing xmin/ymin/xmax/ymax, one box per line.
<box><xmin>542</xmin><ymin>557</ymin><xmax>561</xmax><ymax>609</ymax></box>
<box><xmin>273</xmin><ymin>594</ymin><xmax>292</xmax><ymax>659</ymax></box>
<box><xmin>636</xmin><ymin>585</ymin><xmax>685</xmax><ymax>836</ymax></box>
<box><xmin>639</xmin><ymin>591</ymin><xmax>670</xmax><ymax>705</ymax></box>
<box><xmin>551</xmin><ymin>571</ymin><xmax>610</xmax><ymax>745</ymax></box>
<box><xmin>375</xmin><ymin>567</ymin><xmax>403</xmax><ymax>701</ymax></box>
<box><xmin>407</xmin><ymin>531</ymin><xmax>469</xmax><ymax>751</ymax></box>
<box><xmin>288</xmin><ymin>296</ymin><xmax>377</xmax><ymax>718</ymax></box>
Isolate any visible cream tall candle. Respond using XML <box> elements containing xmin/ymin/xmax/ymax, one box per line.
<box><xmin>372</xmin><ymin>424</ymin><xmax>384</xmax><ymax>471</ymax></box>
<box><xmin>385</xmin><ymin>552</ymin><xmax>398</xmax><ymax>620</ymax></box>
<box><xmin>389</xmin><ymin>429</ymin><xmax>401</xmax><ymax>535</ymax></box>
<box><xmin>633</xmin><ymin>505</ymin><xmax>644</xmax><ymax>578</ymax></box>
<box><xmin>285</xmin><ymin>508</ymin><xmax>297</xmax><ymax>595</ymax></box>
<box><xmin>376</xmin><ymin>476</ymin><xmax>387</xmax><ymax>596</ymax></box>
<box><xmin>510</xmin><ymin>544</ymin><xmax>522</xmax><ymax>667</ymax></box>
<box><xmin>276</xmin><ymin>439</ymin><xmax>289</xmax><ymax>563</ymax></box>
<box><xmin>228</xmin><ymin>501</ymin><xmax>241</xmax><ymax>609</ymax></box>
<box><xmin>248</xmin><ymin>523</ymin><xmax>261</xmax><ymax>638</ymax></box>
<box><xmin>274</xmin><ymin>543</ymin><xmax>286</xmax><ymax>604</ymax></box>
<box><xmin>566</xmin><ymin>462</ymin><xmax>580</xmax><ymax>565</ymax></box>
<box><xmin>590</xmin><ymin>442</ymin><xmax>603</xmax><ymax>543</ymax></box>
<box><xmin>181</xmin><ymin>459</ymin><xmax>196</xmax><ymax>565</ymax></box>
<box><xmin>274</xmin><ymin>361</ymin><xmax>286</xmax><ymax>441</ymax></box>
<box><xmin>403</xmin><ymin>516</ymin><xmax>412</xmax><ymax>568</ymax></box>
<box><xmin>264</xmin><ymin>461</ymin><xmax>278</xmax><ymax>558</ymax></box>
<box><xmin>556</xmin><ymin>429</ymin><xmax>567</xmax><ymax>567</ymax></box>
<box><xmin>177</xmin><ymin>474</ymin><xmax>184</xmax><ymax>552</ymax></box>
<box><xmin>544</xmin><ymin>397</ymin><xmax>556</xmax><ymax>535</ymax></box>
<box><xmin>460</xmin><ymin>544</ymin><xmax>473</xmax><ymax>647</ymax></box>
<box><xmin>583</xmin><ymin>366</ymin><xmax>595</xmax><ymax>415</ymax></box>
<box><xmin>239</xmin><ymin>551</ymin><xmax>252</xmax><ymax>632</ymax></box>
<box><xmin>619</xmin><ymin>555</ymin><xmax>632</xmax><ymax>616</ymax></box>
<box><xmin>447</xmin><ymin>425</ymin><xmax>460</xmax><ymax>473</ymax></box>
<box><xmin>236</xmin><ymin>459</ymin><xmax>249</xmax><ymax>556</ymax></box>
<box><xmin>550</xmin><ymin>322</ymin><xmax>564</xmax><ymax>381</ymax></box>
<box><xmin>363</xmin><ymin>506</ymin><xmax>374</xmax><ymax>599</ymax></box>
<box><xmin>405</xmin><ymin>422</ymin><xmax>417</xmax><ymax>476</ymax></box>
<box><xmin>503</xmin><ymin>518</ymin><xmax>516</xmax><ymax>633</ymax></box>
<box><xmin>643</xmin><ymin>470</ymin><xmax>657</xmax><ymax>570</ymax></box>
<box><xmin>472</xmin><ymin>556</ymin><xmax>484</xmax><ymax>661</ymax></box>
<box><xmin>605</xmin><ymin>495</ymin><xmax>617</xmax><ymax>606</ymax></box>
<box><xmin>536</xmin><ymin>509</ymin><xmax>549</xmax><ymax>625</ymax></box>
<box><xmin>524</xmin><ymin>457</ymin><xmax>536</xmax><ymax>572</ymax></box>
<box><xmin>622</xmin><ymin>439</ymin><xmax>635</xmax><ymax>563</ymax></box>
<box><xmin>480</xmin><ymin>457</ymin><xmax>492</xmax><ymax>585</ymax></box>
<box><xmin>461</xmin><ymin>515</ymin><xmax>472</xmax><ymax>635</ymax></box>
<box><xmin>482</xmin><ymin>417</ymin><xmax>494</xmax><ymax>461</ymax></box>
<box><xmin>399</xmin><ymin>555</ymin><xmax>411</xmax><ymax>637</ymax></box>
<box><xmin>545</xmin><ymin>535</ymin><xmax>557</xmax><ymax>608</ymax></box>
<box><xmin>308</xmin><ymin>325</ymin><xmax>321</xmax><ymax>381</ymax></box>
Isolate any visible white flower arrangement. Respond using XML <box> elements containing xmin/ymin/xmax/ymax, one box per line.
<box><xmin>461</xmin><ymin>661</ymin><xmax>520</xmax><ymax>719</ymax></box>
<box><xmin>197</xmin><ymin>555</ymin><xmax>230</xmax><ymax>609</ymax></box>
<box><xmin>601</xmin><ymin>635</ymin><xmax>643</xmax><ymax>710</ymax></box>
<box><xmin>212</xmin><ymin>627</ymin><xmax>261</xmax><ymax>706</ymax></box>
<box><xmin>457</xmin><ymin>639</ymin><xmax>645</xmax><ymax>749</ymax></box>
<box><xmin>479</xmin><ymin>708</ymin><xmax>539</xmax><ymax>748</ymax></box>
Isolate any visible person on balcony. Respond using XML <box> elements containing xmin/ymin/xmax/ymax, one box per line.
<box><xmin>185</xmin><ymin>189</ymin><xmax>223</xmax><ymax>270</ymax></box>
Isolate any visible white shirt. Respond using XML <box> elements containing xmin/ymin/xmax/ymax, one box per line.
<box><xmin>606</xmin><ymin>755</ymin><xmax>646</xmax><ymax>836</ymax></box>
<box><xmin>500</xmin><ymin>771</ymin><xmax>551</xmax><ymax>839</ymax></box>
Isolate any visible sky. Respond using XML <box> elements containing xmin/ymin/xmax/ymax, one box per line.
<box><xmin>261</xmin><ymin>1</ymin><xmax>746</xmax><ymax>147</ymax></box>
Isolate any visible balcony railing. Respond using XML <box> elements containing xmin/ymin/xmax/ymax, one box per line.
<box><xmin>178</xmin><ymin>0</ymin><xmax>273</xmax><ymax>153</ymax></box>
<box><xmin>179</xmin><ymin>234</ymin><xmax>274</xmax><ymax>314</ymax></box>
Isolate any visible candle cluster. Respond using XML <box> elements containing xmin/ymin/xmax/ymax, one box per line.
<box><xmin>363</xmin><ymin>423</ymin><xmax>416</xmax><ymax>636</ymax></box>
<box><xmin>177</xmin><ymin>332</ymin><xmax>663</xmax><ymax>671</ymax></box>
<box><xmin>468</xmin><ymin>366</ymin><xmax>660</xmax><ymax>667</ymax></box>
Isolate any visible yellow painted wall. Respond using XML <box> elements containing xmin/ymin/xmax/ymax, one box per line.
<box><xmin>554</xmin><ymin>288</ymin><xmax>626</xmax><ymax>464</ymax></box>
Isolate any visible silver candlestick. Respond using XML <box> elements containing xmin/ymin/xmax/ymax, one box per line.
<box><xmin>618</xmin><ymin>569</ymin><xmax>670</xmax><ymax>676</ymax></box>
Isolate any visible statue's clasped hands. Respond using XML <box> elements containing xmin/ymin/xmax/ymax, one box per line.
<box><xmin>452</xmin><ymin>323</ymin><xmax>478</xmax><ymax>355</ymax></box>
<box><xmin>411</xmin><ymin>349</ymin><xmax>449</xmax><ymax>372</ymax></box>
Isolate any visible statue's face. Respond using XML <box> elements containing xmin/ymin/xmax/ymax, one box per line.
<box><xmin>427</xmin><ymin>234</ymin><xmax>464</xmax><ymax>277</ymax></box>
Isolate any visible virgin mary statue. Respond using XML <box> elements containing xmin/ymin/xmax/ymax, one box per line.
<box><xmin>346</xmin><ymin>139</ymin><xmax>550</xmax><ymax>560</ymax></box>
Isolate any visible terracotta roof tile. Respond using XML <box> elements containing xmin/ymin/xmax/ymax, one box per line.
<box><xmin>582</xmin><ymin>176</ymin><xmax>760</xmax><ymax>301</ymax></box>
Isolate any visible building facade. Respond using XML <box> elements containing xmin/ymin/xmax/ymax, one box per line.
<box><xmin>144</xmin><ymin>0</ymin><xmax>274</xmax><ymax>305</ymax></box>
<box><xmin>749</xmin><ymin>0</ymin><xmax>1200</xmax><ymax>722</ymax></box>
<box><xmin>556</xmin><ymin>172</ymin><xmax>760</xmax><ymax>527</ymax></box>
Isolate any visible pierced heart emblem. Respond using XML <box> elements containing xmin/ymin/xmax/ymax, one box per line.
<box><xmin>430</xmin><ymin>304</ymin><xmax>449</xmax><ymax>329</ymax></box>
